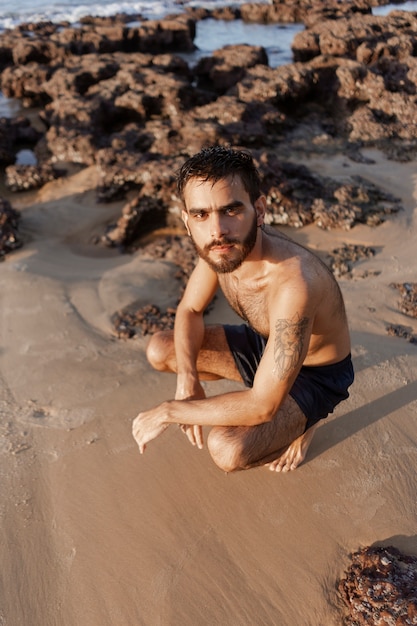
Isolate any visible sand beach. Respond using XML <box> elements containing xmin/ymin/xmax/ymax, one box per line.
<box><xmin>1</xmin><ymin>2</ymin><xmax>417</xmax><ymax>624</ymax></box>
<box><xmin>0</xmin><ymin>149</ymin><xmax>416</xmax><ymax>625</ymax></box>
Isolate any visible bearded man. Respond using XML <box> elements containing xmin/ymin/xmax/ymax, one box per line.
<box><xmin>132</xmin><ymin>146</ymin><xmax>354</xmax><ymax>473</ymax></box>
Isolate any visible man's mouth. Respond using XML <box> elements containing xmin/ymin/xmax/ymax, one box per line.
<box><xmin>208</xmin><ymin>240</ymin><xmax>236</xmax><ymax>253</ymax></box>
<box><xmin>211</xmin><ymin>244</ymin><xmax>233</xmax><ymax>252</ymax></box>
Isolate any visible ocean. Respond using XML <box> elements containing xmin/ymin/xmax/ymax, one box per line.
<box><xmin>0</xmin><ymin>0</ymin><xmax>272</xmax><ymax>30</ymax></box>
<box><xmin>1</xmin><ymin>0</ymin><xmax>416</xmax><ymax>31</ymax></box>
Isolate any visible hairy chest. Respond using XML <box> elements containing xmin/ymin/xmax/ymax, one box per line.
<box><xmin>219</xmin><ymin>275</ymin><xmax>269</xmax><ymax>337</ymax></box>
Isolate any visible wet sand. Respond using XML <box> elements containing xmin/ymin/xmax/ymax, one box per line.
<box><xmin>1</xmin><ymin>149</ymin><xmax>417</xmax><ymax>625</ymax></box>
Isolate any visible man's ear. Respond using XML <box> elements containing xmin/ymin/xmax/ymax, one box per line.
<box><xmin>182</xmin><ymin>209</ymin><xmax>191</xmax><ymax>236</ymax></box>
<box><xmin>254</xmin><ymin>195</ymin><xmax>267</xmax><ymax>226</ymax></box>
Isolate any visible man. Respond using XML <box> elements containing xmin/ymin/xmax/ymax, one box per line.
<box><xmin>132</xmin><ymin>146</ymin><xmax>354</xmax><ymax>472</ymax></box>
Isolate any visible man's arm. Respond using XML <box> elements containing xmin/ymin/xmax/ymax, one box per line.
<box><xmin>174</xmin><ymin>259</ymin><xmax>218</xmax><ymax>400</ymax></box>
<box><xmin>138</xmin><ymin>259</ymin><xmax>218</xmax><ymax>451</ymax></box>
<box><xmin>133</xmin><ymin>283</ymin><xmax>316</xmax><ymax>453</ymax></box>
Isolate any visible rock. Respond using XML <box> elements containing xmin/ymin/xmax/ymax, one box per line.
<box><xmin>390</xmin><ymin>282</ymin><xmax>417</xmax><ymax>318</ymax></box>
<box><xmin>1</xmin><ymin>63</ymin><xmax>53</xmax><ymax>107</ymax></box>
<box><xmin>386</xmin><ymin>323</ymin><xmax>417</xmax><ymax>343</ymax></box>
<box><xmin>5</xmin><ymin>163</ymin><xmax>65</xmax><ymax>191</ymax></box>
<box><xmin>112</xmin><ymin>303</ymin><xmax>177</xmax><ymax>338</ymax></box>
<box><xmin>102</xmin><ymin>195</ymin><xmax>170</xmax><ymax>248</ymax></box>
<box><xmin>338</xmin><ymin>545</ymin><xmax>417</xmax><ymax>625</ymax></box>
<box><xmin>0</xmin><ymin>118</ymin><xmax>21</xmax><ymax>165</ymax></box>
<box><xmin>194</xmin><ymin>44</ymin><xmax>268</xmax><ymax>93</ymax></box>
<box><xmin>257</xmin><ymin>154</ymin><xmax>402</xmax><ymax>229</ymax></box>
<box><xmin>0</xmin><ymin>116</ymin><xmax>41</xmax><ymax>165</ymax></box>
<box><xmin>292</xmin><ymin>11</ymin><xmax>417</xmax><ymax>63</ymax></box>
<box><xmin>0</xmin><ymin>198</ymin><xmax>22</xmax><ymax>259</ymax></box>
<box><xmin>326</xmin><ymin>243</ymin><xmax>376</xmax><ymax>278</ymax></box>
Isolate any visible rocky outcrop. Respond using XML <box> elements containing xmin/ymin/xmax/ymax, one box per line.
<box><xmin>0</xmin><ymin>116</ymin><xmax>41</xmax><ymax>165</ymax></box>
<box><xmin>0</xmin><ymin>0</ymin><xmax>414</xmax><ymax>260</ymax></box>
<box><xmin>258</xmin><ymin>154</ymin><xmax>402</xmax><ymax>229</ymax></box>
<box><xmin>0</xmin><ymin>198</ymin><xmax>22</xmax><ymax>259</ymax></box>
<box><xmin>4</xmin><ymin>163</ymin><xmax>65</xmax><ymax>191</ymax></box>
<box><xmin>390</xmin><ymin>282</ymin><xmax>417</xmax><ymax>318</ymax></box>
<box><xmin>339</xmin><ymin>545</ymin><xmax>417</xmax><ymax>625</ymax></box>
<box><xmin>326</xmin><ymin>243</ymin><xmax>376</xmax><ymax>278</ymax></box>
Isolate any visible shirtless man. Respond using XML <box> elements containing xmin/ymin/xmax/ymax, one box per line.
<box><xmin>132</xmin><ymin>146</ymin><xmax>354</xmax><ymax>472</ymax></box>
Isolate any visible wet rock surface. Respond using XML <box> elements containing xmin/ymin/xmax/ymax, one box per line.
<box><xmin>0</xmin><ymin>198</ymin><xmax>22</xmax><ymax>260</ymax></box>
<box><xmin>390</xmin><ymin>282</ymin><xmax>417</xmax><ymax>319</ymax></box>
<box><xmin>326</xmin><ymin>243</ymin><xmax>376</xmax><ymax>278</ymax></box>
<box><xmin>338</xmin><ymin>545</ymin><xmax>417</xmax><ymax>625</ymax></box>
<box><xmin>5</xmin><ymin>163</ymin><xmax>65</xmax><ymax>191</ymax></box>
<box><xmin>258</xmin><ymin>156</ymin><xmax>402</xmax><ymax>229</ymax></box>
<box><xmin>386</xmin><ymin>323</ymin><xmax>417</xmax><ymax>343</ymax></box>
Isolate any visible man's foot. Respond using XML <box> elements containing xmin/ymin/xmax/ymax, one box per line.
<box><xmin>266</xmin><ymin>424</ymin><xmax>318</xmax><ymax>472</ymax></box>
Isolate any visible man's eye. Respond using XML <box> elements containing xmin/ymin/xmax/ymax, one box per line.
<box><xmin>225</xmin><ymin>207</ymin><xmax>239</xmax><ymax>216</ymax></box>
<box><xmin>193</xmin><ymin>212</ymin><xmax>207</xmax><ymax>219</ymax></box>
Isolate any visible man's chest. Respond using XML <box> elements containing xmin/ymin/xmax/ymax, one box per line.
<box><xmin>219</xmin><ymin>275</ymin><xmax>269</xmax><ymax>337</ymax></box>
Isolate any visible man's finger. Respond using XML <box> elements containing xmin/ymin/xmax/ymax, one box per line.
<box><xmin>194</xmin><ymin>425</ymin><xmax>203</xmax><ymax>449</ymax></box>
<box><xmin>186</xmin><ymin>427</ymin><xmax>196</xmax><ymax>446</ymax></box>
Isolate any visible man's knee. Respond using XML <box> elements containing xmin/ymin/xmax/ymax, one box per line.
<box><xmin>146</xmin><ymin>330</ymin><xmax>174</xmax><ymax>371</ymax></box>
<box><xmin>207</xmin><ymin>427</ymin><xmax>246</xmax><ymax>473</ymax></box>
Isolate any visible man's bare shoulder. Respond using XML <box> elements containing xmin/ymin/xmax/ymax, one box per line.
<box><xmin>264</xmin><ymin>228</ymin><xmax>332</xmax><ymax>281</ymax></box>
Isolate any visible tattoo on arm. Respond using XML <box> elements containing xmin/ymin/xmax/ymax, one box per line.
<box><xmin>273</xmin><ymin>314</ymin><xmax>309</xmax><ymax>380</ymax></box>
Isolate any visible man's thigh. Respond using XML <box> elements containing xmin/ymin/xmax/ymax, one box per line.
<box><xmin>197</xmin><ymin>325</ymin><xmax>243</xmax><ymax>382</ymax></box>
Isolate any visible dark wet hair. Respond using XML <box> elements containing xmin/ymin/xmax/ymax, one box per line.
<box><xmin>177</xmin><ymin>146</ymin><xmax>261</xmax><ymax>204</ymax></box>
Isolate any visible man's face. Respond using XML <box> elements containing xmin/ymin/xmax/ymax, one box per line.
<box><xmin>182</xmin><ymin>175</ymin><xmax>264</xmax><ymax>274</ymax></box>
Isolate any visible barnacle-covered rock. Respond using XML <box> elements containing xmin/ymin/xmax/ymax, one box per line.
<box><xmin>390</xmin><ymin>282</ymin><xmax>417</xmax><ymax>319</ymax></box>
<box><xmin>338</xmin><ymin>545</ymin><xmax>417</xmax><ymax>625</ymax></box>
<box><xmin>327</xmin><ymin>243</ymin><xmax>375</xmax><ymax>278</ymax></box>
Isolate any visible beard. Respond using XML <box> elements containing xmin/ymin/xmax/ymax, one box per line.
<box><xmin>190</xmin><ymin>213</ymin><xmax>258</xmax><ymax>274</ymax></box>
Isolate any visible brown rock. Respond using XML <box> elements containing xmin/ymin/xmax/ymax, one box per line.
<box><xmin>0</xmin><ymin>198</ymin><xmax>22</xmax><ymax>259</ymax></box>
<box><xmin>0</xmin><ymin>117</ymin><xmax>41</xmax><ymax>165</ymax></box>
<box><xmin>339</xmin><ymin>545</ymin><xmax>417</xmax><ymax>625</ymax></box>
<box><xmin>326</xmin><ymin>243</ymin><xmax>376</xmax><ymax>278</ymax></box>
<box><xmin>194</xmin><ymin>44</ymin><xmax>268</xmax><ymax>93</ymax></box>
<box><xmin>390</xmin><ymin>282</ymin><xmax>417</xmax><ymax>319</ymax></box>
<box><xmin>5</xmin><ymin>163</ymin><xmax>65</xmax><ymax>191</ymax></box>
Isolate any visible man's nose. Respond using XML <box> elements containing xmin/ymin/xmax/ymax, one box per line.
<box><xmin>210</xmin><ymin>212</ymin><xmax>228</xmax><ymax>238</ymax></box>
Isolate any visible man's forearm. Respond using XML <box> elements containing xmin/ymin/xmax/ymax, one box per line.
<box><xmin>162</xmin><ymin>388</ymin><xmax>276</xmax><ymax>428</ymax></box>
<box><xmin>174</xmin><ymin>307</ymin><xmax>205</xmax><ymax>396</ymax></box>
<box><xmin>133</xmin><ymin>384</ymin><xmax>282</xmax><ymax>453</ymax></box>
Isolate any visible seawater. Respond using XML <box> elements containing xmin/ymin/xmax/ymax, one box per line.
<box><xmin>0</xmin><ymin>0</ymin><xmax>270</xmax><ymax>31</ymax></box>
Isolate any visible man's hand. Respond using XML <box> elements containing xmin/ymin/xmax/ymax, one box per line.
<box><xmin>175</xmin><ymin>379</ymin><xmax>206</xmax><ymax>449</ymax></box>
<box><xmin>132</xmin><ymin>405</ymin><xmax>169</xmax><ymax>454</ymax></box>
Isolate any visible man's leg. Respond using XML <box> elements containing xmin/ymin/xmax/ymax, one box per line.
<box><xmin>147</xmin><ymin>326</ymin><xmax>317</xmax><ymax>472</ymax></box>
<box><xmin>146</xmin><ymin>325</ymin><xmax>243</xmax><ymax>382</ymax></box>
<box><xmin>207</xmin><ymin>396</ymin><xmax>316</xmax><ymax>473</ymax></box>
<box><xmin>266</xmin><ymin>423</ymin><xmax>319</xmax><ymax>472</ymax></box>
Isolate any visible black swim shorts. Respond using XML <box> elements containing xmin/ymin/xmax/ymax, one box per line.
<box><xmin>223</xmin><ymin>323</ymin><xmax>354</xmax><ymax>431</ymax></box>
